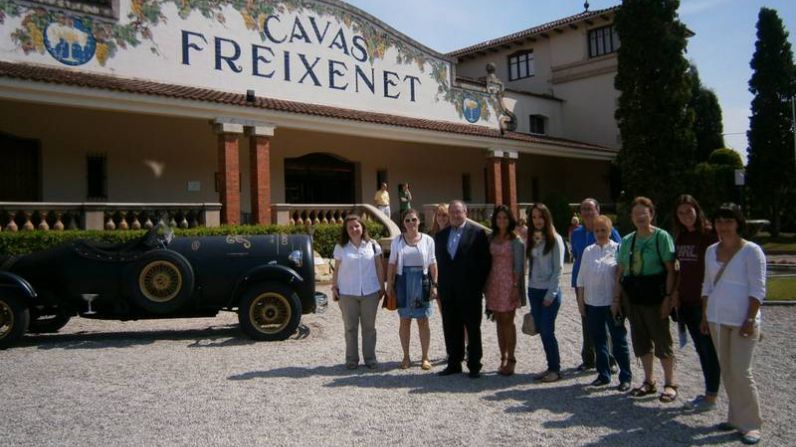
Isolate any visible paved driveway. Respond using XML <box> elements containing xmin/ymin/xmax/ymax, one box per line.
<box><xmin>1</xmin><ymin>267</ymin><xmax>793</xmax><ymax>446</ymax></box>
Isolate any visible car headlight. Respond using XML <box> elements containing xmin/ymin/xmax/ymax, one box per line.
<box><xmin>288</xmin><ymin>250</ymin><xmax>303</xmax><ymax>268</ymax></box>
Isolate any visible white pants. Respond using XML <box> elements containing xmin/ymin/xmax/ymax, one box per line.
<box><xmin>709</xmin><ymin>322</ymin><xmax>762</xmax><ymax>432</ymax></box>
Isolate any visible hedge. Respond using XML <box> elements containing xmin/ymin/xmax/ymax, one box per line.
<box><xmin>0</xmin><ymin>222</ymin><xmax>386</xmax><ymax>259</ymax></box>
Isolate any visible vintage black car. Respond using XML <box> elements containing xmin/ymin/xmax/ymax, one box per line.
<box><xmin>0</xmin><ymin>224</ymin><xmax>327</xmax><ymax>348</ymax></box>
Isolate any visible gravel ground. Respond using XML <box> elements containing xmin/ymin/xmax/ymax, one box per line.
<box><xmin>1</xmin><ymin>266</ymin><xmax>794</xmax><ymax>446</ymax></box>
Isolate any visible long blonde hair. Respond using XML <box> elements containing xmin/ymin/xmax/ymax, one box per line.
<box><xmin>430</xmin><ymin>203</ymin><xmax>449</xmax><ymax>236</ymax></box>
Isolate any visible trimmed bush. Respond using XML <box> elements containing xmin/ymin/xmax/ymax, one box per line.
<box><xmin>0</xmin><ymin>222</ymin><xmax>385</xmax><ymax>259</ymax></box>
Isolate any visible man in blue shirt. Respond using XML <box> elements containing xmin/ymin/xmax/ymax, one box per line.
<box><xmin>571</xmin><ymin>198</ymin><xmax>621</xmax><ymax>371</ymax></box>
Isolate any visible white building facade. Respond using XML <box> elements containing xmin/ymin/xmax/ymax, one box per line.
<box><xmin>0</xmin><ymin>0</ymin><xmax>620</xmax><ymax>228</ymax></box>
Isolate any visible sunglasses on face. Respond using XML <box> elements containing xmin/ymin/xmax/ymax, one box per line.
<box><xmin>404</xmin><ymin>217</ymin><xmax>419</xmax><ymax>223</ymax></box>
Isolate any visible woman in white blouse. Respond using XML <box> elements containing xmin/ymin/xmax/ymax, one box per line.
<box><xmin>332</xmin><ymin>215</ymin><xmax>386</xmax><ymax>370</ymax></box>
<box><xmin>701</xmin><ymin>204</ymin><xmax>765</xmax><ymax>445</ymax></box>
<box><xmin>387</xmin><ymin>209</ymin><xmax>438</xmax><ymax>370</ymax></box>
<box><xmin>576</xmin><ymin>216</ymin><xmax>632</xmax><ymax>390</ymax></box>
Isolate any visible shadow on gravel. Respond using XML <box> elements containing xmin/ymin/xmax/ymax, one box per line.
<box><xmin>228</xmin><ymin>364</ymin><xmax>356</xmax><ymax>381</ymax></box>
<box><xmin>25</xmin><ymin>325</ymin><xmax>242</xmax><ymax>350</ymax></box>
<box><xmin>22</xmin><ymin>323</ymin><xmax>314</xmax><ymax>350</ymax></box>
<box><xmin>487</xmin><ymin>383</ymin><xmax>739</xmax><ymax>446</ymax></box>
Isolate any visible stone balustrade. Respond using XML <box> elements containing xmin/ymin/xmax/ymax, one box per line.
<box><xmin>271</xmin><ymin>203</ymin><xmax>401</xmax><ymax>249</ymax></box>
<box><xmin>0</xmin><ymin>202</ymin><xmax>222</xmax><ymax>231</ymax></box>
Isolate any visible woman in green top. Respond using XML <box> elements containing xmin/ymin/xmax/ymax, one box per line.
<box><xmin>614</xmin><ymin>196</ymin><xmax>678</xmax><ymax>402</ymax></box>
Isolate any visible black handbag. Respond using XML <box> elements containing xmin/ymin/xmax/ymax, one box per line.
<box><xmin>620</xmin><ymin>232</ymin><xmax>667</xmax><ymax>307</ymax></box>
<box><xmin>421</xmin><ymin>274</ymin><xmax>432</xmax><ymax>302</ymax></box>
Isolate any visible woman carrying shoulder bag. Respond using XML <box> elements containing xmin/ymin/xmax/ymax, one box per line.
<box><xmin>332</xmin><ymin>215</ymin><xmax>385</xmax><ymax>370</ymax></box>
<box><xmin>615</xmin><ymin>196</ymin><xmax>678</xmax><ymax>402</ymax></box>
<box><xmin>702</xmin><ymin>203</ymin><xmax>765</xmax><ymax>445</ymax></box>
<box><xmin>386</xmin><ymin>209</ymin><xmax>438</xmax><ymax>370</ymax></box>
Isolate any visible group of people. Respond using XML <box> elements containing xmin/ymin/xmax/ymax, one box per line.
<box><xmin>332</xmin><ymin>195</ymin><xmax>766</xmax><ymax>445</ymax></box>
<box><xmin>373</xmin><ymin>182</ymin><xmax>412</xmax><ymax>222</ymax></box>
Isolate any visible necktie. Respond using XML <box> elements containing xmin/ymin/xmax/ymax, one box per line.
<box><xmin>448</xmin><ymin>227</ymin><xmax>461</xmax><ymax>258</ymax></box>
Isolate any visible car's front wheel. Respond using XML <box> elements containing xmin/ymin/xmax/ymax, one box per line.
<box><xmin>238</xmin><ymin>282</ymin><xmax>301</xmax><ymax>341</ymax></box>
<box><xmin>0</xmin><ymin>294</ymin><xmax>30</xmax><ymax>349</ymax></box>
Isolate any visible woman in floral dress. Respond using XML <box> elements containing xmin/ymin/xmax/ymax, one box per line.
<box><xmin>485</xmin><ymin>205</ymin><xmax>525</xmax><ymax>376</ymax></box>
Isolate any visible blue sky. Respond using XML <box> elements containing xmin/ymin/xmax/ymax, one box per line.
<box><xmin>346</xmin><ymin>0</ymin><xmax>796</xmax><ymax>163</ymax></box>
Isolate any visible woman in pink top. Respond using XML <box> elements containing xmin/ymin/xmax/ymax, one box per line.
<box><xmin>484</xmin><ymin>205</ymin><xmax>525</xmax><ymax>376</ymax></box>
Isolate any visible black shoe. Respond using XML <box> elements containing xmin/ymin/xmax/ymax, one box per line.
<box><xmin>438</xmin><ymin>367</ymin><xmax>462</xmax><ymax>376</ymax></box>
<box><xmin>716</xmin><ymin>422</ymin><xmax>736</xmax><ymax>432</ymax></box>
<box><xmin>617</xmin><ymin>382</ymin><xmax>632</xmax><ymax>392</ymax></box>
<box><xmin>577</xmin><ymin>363</ymin><xmax>595</xmax><ymax>372</ymax></box>
<box><xmin>589</xmin><ymin>378</ymin><xmax>610</xmax><ymax>387</ymax></box>
<box><xmin>468</xmin><ymin>370</ymin><xmax>481</xmax><ymax>379</ymax></box>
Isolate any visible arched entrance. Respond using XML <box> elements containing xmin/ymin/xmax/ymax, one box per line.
<box><xmin>284</xmin><ymin>153</ymin><xmax>355</xmax><ymax>204</ymax></box>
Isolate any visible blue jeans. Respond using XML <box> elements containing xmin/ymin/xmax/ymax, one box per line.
<box><xmin>679</xmin><ymin>304</ymin><xmax>721</xmax><ymax>395</ymax></box>
<box><xmin>586</xmin><ymin>304</ymin><xmax>632</xmax><ymax>383</ymax></box>
<box><xmin>528</xmin><ymin>288</ymin><xmax>561</xmax><ymax>373</ymax></box>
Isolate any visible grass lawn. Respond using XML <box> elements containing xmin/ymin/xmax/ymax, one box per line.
<box><xmin>753</xmin><ymin>232</ymin><xmax>796</xmax><ymax>253</ymax></box>
<box><xmin>767</xmin><ymin>276</ymin><xmax>796</xmax><ymax>301</ymax></box>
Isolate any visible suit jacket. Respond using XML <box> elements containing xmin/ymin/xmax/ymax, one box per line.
<box><xmin>435</xmin><ymin>222</ymin><xmax>491</xmax><ymax>300</ymax></box>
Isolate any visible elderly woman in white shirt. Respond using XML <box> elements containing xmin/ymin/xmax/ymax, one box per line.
<box><xmin>387</xmin><ymin>209</ymin><xmax>438</xmax><ymax>370</ymax></box>
<box><xmin>576</xmin><ymin>216</ymin><xmax>632</xmax><ymax>391</ymax></box>
<box><xmin>701</xmin><ymin>204</ymin><xmax>765</xmax><ymax>445</ymax></box>
<box><xmin>332</xmin><ymin>214</ymin><xmax>386</xmax><ymax>370</ymax></box>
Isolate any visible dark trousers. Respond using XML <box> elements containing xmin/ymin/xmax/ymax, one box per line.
<box><xmin>581</xmin><ymin>314</ymin><xmax>596</xmax><ymax>366</ymax></box>
<box><xmin>581</xmin><ymin>302</ymin><xmax>617</xmax><ymax>368</ymax></box>
<box><xmin>586</xmin><ymin>305</ymin><xmax>632</xmax><ymax>383</ymax></box>
<box><xmin>440</xmin><ymin>294</ymin><xmax>483</xmax><ymax>372</ymax></box>
<box><xmin>529</xmin><ymin>288</ymin><xmax>561</xmax><ymax>373</ymax></box>
<box><xmin>680</xmin><ymin>304</ymin><xmax>721</xmax><ymax>395</ymax></box>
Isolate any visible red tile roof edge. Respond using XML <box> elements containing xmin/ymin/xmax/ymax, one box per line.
<box><xmin>447</xmin><ymin>5</ymin><xmax>621</xmax><ymax>58</ymax></box>
<box><xmin>0</xmin><ymin>61</ymin><xmax>616</xmax><ymax>154</ymax></box>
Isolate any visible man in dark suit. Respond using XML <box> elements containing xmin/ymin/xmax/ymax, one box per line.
<box><xmin>434</xmin><ymin>200</ymin><xmax>491</xmax><ymax>378</ymax></box>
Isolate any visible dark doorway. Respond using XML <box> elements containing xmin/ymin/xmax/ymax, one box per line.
<box><xmin>284</xmin><ymin>153</ymin><xmax>355</xmax><ymax>204</ymax></box>
<box><xmin>0</xmin><ymin>133</ymin><xmax>41</xmax><ymax>201</ymax></box>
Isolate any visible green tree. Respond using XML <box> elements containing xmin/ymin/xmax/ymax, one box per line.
<box><xmin>747</xmin><ymin>8</ymin><xmax>796</xmax><ymax>236</ymax></box>
<box><xmin>614</xmin><ymin>0</ymin><xmax>696</xmax><ymax>225</ymax></box>
<box><xmin>693</xmin><ymin>148</ymin><xmax>743</xmax><ymax>214</ymax></box>
<box><xmin>688</xmin><ymin>65</ymin><xmax>725</xmax><ymax>162</ymax></box>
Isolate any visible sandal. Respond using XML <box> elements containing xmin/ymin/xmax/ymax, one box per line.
<box><xmin>630</xmin><ymin>381</ymin><xmax>657</xmax><ymax>397</ymax></box>
<box><xmin>659</xmin><ymin>384</ymin><xmax>679</xmax><ymax>403</ymax></box>
<box><xmin>503</xmin><ymin>358</ymin><xmax>516</xmax><ymax>376</ymax></box>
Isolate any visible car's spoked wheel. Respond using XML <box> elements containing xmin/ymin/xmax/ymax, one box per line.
<box><xmin>249</xmin><ymin>293</ymin><xmax>292</xmax><ymax>335</ymax></box>
<box><xmin>139</xmin><ymin>260</ymin><xmax>183</xmax><ymax>302</ymax></box>
<box><xmin>129</xmin><ymin>250</ymin><xmax>194</xmax><ymax>314</ymax></box>
<box><xmin>0</xmin><ymin>295</ymin><xmax>30</xmax><ymax>349</ymax></box>
<box><xmin>238</xmin><ymin>282</ymin><xmax>301</xmax><ymax>341</ymax></box>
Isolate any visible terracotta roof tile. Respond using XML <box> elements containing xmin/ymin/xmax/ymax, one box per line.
<box><xmin>447</xmin><ymin>6</ymin><xmax>620</xmax><ymax>58</ymax></box>
<box><xmin>0</xmin><ymin>61</ymin><xmax>615</xmax><ymax>154</ymax></box>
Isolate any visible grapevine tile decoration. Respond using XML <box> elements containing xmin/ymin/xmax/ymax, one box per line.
<box><xmin>1</xmin><ymin>0</ymin><xmax>492</xmax><ymax>121</ymax></box>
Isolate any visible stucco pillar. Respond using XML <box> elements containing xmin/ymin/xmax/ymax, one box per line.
<box><xmin>215</xmin><ymin>121</ymin><xmax>243</xmax><ymax>225</ymax></box>
<box><xmin>485</xmin><ymin>150</ymin><xmax>504</xmax><ymax>205</ymax></box>
<box><xmin>501</xmin><ymin>151</ymin><xmax>519</xmax><ymax>217</ymax></box>
<box><xmin>247</xmin><ymin>125</ymin><xmax>276</xmax><ymax>225</ymax></box>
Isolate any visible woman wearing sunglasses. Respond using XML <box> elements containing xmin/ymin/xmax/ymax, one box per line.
<box><xmin>387</xmin><ymin>208</ymin><xmax>439</xmax><ymax>370</ymax></box>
